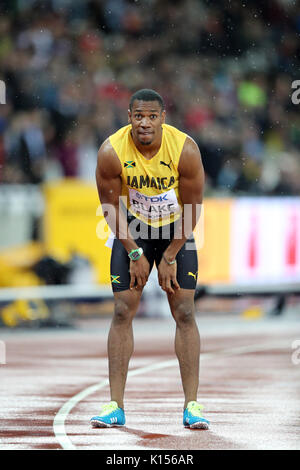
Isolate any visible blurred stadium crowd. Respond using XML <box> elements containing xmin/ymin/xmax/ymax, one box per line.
<box><xmin>0</xmin><ymin>0</ymin><xmax>300</xmax><ymax>195</ymax></box>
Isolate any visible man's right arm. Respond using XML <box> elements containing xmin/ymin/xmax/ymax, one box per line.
<box><xmin>96</xmin><ymin>138</ymin><xmax>138</xmax><ymax>253</ymax></box>
<box><xmin>96</xmin><ymin>139</ymin><xmax>150</xmax><ymax>289</ymax></box>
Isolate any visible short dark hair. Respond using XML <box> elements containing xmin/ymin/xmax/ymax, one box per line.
<box><xmin>129</xmin><ymin>89</ymin><xmax>165</xmax><ymax>111</ymax></box>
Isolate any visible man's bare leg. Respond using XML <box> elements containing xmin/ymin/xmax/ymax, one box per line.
<box><xmin>168</xmin><ymin>289</ymin><xmax>200</xmax><ymax>408</ymax></box>
<box><xmin>108</xmin><ymin>289</ymin><xmax>143</xmax><ymax>409</ymax></box>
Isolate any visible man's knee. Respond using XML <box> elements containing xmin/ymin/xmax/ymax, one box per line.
<box><xmin>113</xmin><ymin>296</ymin><xmax>138</xmax><ymax>324</ymax></box>
<box><xmin>171</xmin><ymin>299</ymin><xmax>195</xmax><ymax>326</ymax></box>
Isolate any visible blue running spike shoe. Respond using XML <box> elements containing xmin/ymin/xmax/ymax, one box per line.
<box><xmin>90</xmin><ymin>401</ymin><xmax>125</xmax><ymax>428</ymax></box>
<box><xmin>183</xmin><ymin>401</ymin><xmax>210</xmax><ymax>429</ymax></box>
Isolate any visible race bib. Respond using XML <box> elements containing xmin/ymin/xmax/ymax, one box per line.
<box><xmin>128</xmin><ymin>188</ymin><xmax>181</xmax><ymax>221</ymax></box>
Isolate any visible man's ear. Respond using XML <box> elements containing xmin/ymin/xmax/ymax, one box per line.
<box><xmin>161</xmin><ymin>110</ymin><xmax>166</xmax><ymax>124</ymax></box>
<box><xmin>128</xmin><ymin>109</ymin><xmax>131</xmax><ymax>123</ymax></box>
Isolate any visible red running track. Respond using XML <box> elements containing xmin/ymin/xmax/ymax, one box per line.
<box><xmin>0</xmin><ymin>312</ymin><xmax>299</xmax><ymax>450</ymax></box>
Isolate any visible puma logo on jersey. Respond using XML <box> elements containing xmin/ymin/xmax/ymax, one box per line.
<box><xmin>188</xmin><ymin>271</ymin><xmax>197</xmax><ymax>280</ymax></box>
<box><xmin>160</xmin><ymin>160</ymin><xmax>172</xmax><ymax>170</ymax></box>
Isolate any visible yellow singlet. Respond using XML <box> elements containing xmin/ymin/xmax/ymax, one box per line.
<box><xmin>109</xmin><ymin>123</ymin><xmax>187</xmax><ymax>228</ymax></box>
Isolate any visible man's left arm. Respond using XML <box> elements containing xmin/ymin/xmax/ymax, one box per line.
<box><xmin>157</xmin><ymin>137</ymin><xmax>205</xmax><ymax>294</ymax></box>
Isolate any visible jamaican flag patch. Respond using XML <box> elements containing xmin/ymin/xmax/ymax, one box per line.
<box><xmin>124</xmin><ymin>161</ymin><xmax>136</xmax><ymax>168</ymax></box>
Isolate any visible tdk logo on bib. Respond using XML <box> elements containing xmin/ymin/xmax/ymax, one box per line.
<box><xmin>129</xmin><ymin>188</ymin><xmax>180</xmax><ymax>220</ymax></box>
<box><xmin>135</xmin><ymin>193</ymin><xmax>168</xmax><ymax>202</ymax></box>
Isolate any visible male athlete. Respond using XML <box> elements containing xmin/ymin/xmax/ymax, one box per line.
<box><xmin>91</xmin><ymin>89</ymin><xmax>209</xmax><ymax>429</ymax></box>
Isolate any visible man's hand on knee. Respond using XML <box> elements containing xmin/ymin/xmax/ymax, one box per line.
<box><xmin>129</xmin><ymin>256</ymin><xmax>150</xmax><ymax>290</ymax></box>
<box><xmin>157</xmin><ymin>258</ymin><xmax>180</xmax><ymax>295</ymax></box>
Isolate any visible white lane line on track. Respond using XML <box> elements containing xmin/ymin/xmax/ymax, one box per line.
<box><xmin>53</xmin><ymin>341</ymin><xmax>289</xmax><ymax>450</ymax></box>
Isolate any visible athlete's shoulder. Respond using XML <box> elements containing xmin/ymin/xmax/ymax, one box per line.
<box><xmin>162</xmin><ymin>123</ymin><xmax>187</xmax><ymax>139</ymax></box>
<box><xmin>109</xmin><ymin>124</ymin><xmax>132</xmax><ymax>144</ymax></box>
<box><xmin>96</xmin><ymin>137</ymin><xmax>122</xmax><ymax>178</ymax></box>
<box><xmin>178</xmin><ymin>135</ymin><xmax>203</xmax><ymax>176</ymax></box>
<box><xmin>182</xmin><ymin>134</ymin><xmax>201</xmax><ymax>154</ymax></box>
<box><xmin>162</xmin><ymin>124</ymin><xmax>200</xmax><ymax>157</ymax></box>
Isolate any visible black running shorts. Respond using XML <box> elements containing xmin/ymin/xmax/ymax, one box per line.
<box><xmin>110</xmin><ymin>215</ymin><xmax>198</xmax><ymax>292</ymax></box>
